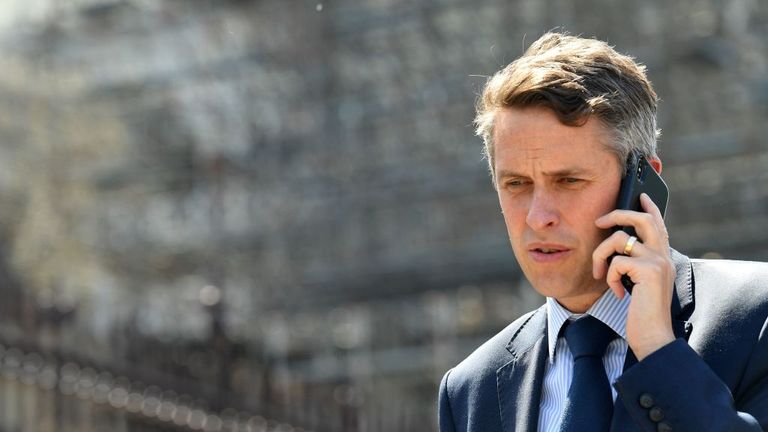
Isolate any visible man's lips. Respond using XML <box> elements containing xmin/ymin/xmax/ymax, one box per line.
<box><xmin>527</xmin><ymin>243</ymin><xmax>572</xmax><ymax>262</ymax></box>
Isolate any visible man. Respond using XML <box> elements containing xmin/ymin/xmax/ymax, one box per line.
<box><xmin>438</xmin><ymin>32</ymin><xmax>768</xmax><ymax>432</ymax></box>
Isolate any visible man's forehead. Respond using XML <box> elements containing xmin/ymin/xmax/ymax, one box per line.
<box><xmin>495</xmin><ymin>143</ymin><xmax>606</xmax><ymax>168</ymax></box>
<box><xmin>494</xmin><ymin>141</ymin><xmax>624</xmax><ymax>179</ymax></box>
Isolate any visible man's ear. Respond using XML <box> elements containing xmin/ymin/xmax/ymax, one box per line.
<box><xmin>648</xmin><ymin>157</ymin><xmax>662</xmax><ymax>174</ymax></box>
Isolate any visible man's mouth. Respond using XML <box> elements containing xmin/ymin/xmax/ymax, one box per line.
<box><xmin>533</xmin><ymin>247</ymin><xmax>564</xmax><ymax>254</ymax></box>
<box><xmin>528</xmin><ymin>244</ymin><xmax>571</xmax><ymax>262</ymax></box>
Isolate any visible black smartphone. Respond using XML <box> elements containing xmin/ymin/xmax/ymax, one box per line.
<box><xmin>613</xmin><ymin>150</ymin><xmax>669</xmax><ymax>292</ymax></box>
<box><xmin>615</xmin><ymin>150</ymin><xmax>669</xmax><ymax>232</ymax></box>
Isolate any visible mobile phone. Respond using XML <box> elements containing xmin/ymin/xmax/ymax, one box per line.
<box><xmin>613</xmin><ymin>150</ymin><xmax>669</xmax><ymax>292</ymax></box>
<box><xmin>616</xmin><ymin>150</ymin><xmax>669</xmax><ymax>233</ymax></box>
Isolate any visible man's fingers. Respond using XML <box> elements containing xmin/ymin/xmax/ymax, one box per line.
<box><xmin>595</xmin><ymin>206</ymin><xmax>667</xmax><ymax>248</ymax></box>
<box><xmin>595</xmin><ymin>211</ymin><xmax>654</xmax><ymax>239</ymax></box>
<box><xmin>592</xmin><ymin>231</ymin><xmax>648</xmax><ymax>279</ymax></box>
<box><xmin>606</xmin><ymin>255</ymin><xmax>634</xmax><ymax>297</ymax></box>
<box><xmin>639</xmin><ymin>193</ymin><xmax>663</xmax><ymax>219</ymax></box>
<box><xmin>640</xmin><ymin>193</ymin><xmax>670</xmax><ymax>242</ymax></box>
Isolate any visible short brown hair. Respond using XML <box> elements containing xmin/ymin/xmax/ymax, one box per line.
<box><xmin>475</xmin><ymin>32</ymin><xmax>660</xmax><ymax>185</ymax></box>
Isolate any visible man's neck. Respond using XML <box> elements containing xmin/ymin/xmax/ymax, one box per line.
<box><xmin>554</xmin><ymin>287</ymin><xmax>611</xmax><ymax>313</ymax></box>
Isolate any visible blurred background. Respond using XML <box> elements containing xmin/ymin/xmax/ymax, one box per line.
<box><xmin>0</xmin><ymin>0</ymin><xmax>765</xmax><ymax>431</ymax></box>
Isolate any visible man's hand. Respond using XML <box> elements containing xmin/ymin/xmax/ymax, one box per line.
<box><xmin>592</xmin><ymin>193</ymin><xmax>676</xmax><ymax>360</ymax></box>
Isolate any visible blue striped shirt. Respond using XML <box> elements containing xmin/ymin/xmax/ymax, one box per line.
<box><xmin>537</xmin><ymin>289</ymin><xmax>631</xmax><ymax>432</ymax></box>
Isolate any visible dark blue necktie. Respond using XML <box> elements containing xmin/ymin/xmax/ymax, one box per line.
<box><xmin>558</xmin><ymin>315</ymin><xmax>617</xmax><ymax>432</ymax></box>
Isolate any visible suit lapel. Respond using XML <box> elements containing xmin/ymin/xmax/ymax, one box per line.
<box><xmin>497</xmin><ymin>307</ymin><xmax>548</xmax><ymax>432</ymax></box>
<box><xmin>670</xmin><ymin>249</ymin><xmax>695</xmax><ymax>340</ymax></box>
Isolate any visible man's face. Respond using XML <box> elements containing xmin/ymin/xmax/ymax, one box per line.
<box><xmin>493</xmin><ymin>106</ymin><xmax>623</xmax><ymax>312</ymax></box>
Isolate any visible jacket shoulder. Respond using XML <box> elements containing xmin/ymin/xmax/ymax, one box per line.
<box><xmin>691</xmin><ymin>258</ymin><xmax>768</xmax><ymax>307</ymax></box>
<box><xmin>687</xmin><ymin>258</ymin><xmax>768</xmax><ymax>360</ymax></box>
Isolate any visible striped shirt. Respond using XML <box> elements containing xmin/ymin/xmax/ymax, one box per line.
<box><xmin>537</xmin><ymin>289</ymin><xmax>631</xmax><ymax>432</ymax></box>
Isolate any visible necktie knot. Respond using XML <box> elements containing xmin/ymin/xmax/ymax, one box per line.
<box><xmin>563</xmin><ymin>315</ymin><xmax>616</xmax><ymax>360</ymax></box>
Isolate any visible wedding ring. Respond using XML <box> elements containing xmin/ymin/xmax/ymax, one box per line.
<box><xmin>623</xmin><ymin>236</ymin><xmax>638</xmax><ymax>256</ymax></box>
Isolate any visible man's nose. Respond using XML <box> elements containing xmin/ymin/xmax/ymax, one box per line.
<box><xmin>525</xmin><ymin>190</ymin><xmax>560</xmax><ymax>230</ymax></box>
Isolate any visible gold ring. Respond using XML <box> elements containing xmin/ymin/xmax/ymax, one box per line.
<box><xmin>623</xmin><ymin>236</ymin><xmax>638</xmax><ymax>256</ymax></box>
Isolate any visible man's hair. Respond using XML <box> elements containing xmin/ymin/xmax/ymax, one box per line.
<box><xmin>475</xmin><ymin>32</ymin><xmax>660</xmax><ymax>186</ymax></box>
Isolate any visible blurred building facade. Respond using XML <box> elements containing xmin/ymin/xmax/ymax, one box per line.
<box><xmin>0</xmin><ymin>0</ymin><xmax>765</xmax><ymax>431</ymax></box>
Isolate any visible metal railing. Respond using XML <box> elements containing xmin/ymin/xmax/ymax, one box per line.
<box><xmin>0</xmin><ymin>342</ymin><xmax>310</xmax><ymax>432</ymax></box>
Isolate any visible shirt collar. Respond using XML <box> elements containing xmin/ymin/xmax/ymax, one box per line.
<box><xmin>546</xmin><ymin>289</ymin><xmax>630</xmax><ymax>363</ymax></box>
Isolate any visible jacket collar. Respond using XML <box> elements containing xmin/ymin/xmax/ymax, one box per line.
<box><xmin>670</xmin><ymin>248</ymin><xmax>694</xmax><ymax>317</ymax></box>
<box><xmin>669</xmin><ymin>248</ymin><xmax>695</xmax><ymax>339</ymax></box>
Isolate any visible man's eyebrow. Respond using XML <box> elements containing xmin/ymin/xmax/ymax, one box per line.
<box><xmin>541</xmin><ymin>167</ymin><xmax>590</xmax><ymax>177</ymax></box>
<box><xmin>496</xmin><ymin>167</ymin><xmax>591</xmax><ymax>178</ymax></box>
<box><xmin>496</xmin><ymin>169</ymin><xmax>526</xmax><ymax>179</ymax></box>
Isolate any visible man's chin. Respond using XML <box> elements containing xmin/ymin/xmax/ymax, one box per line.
<box><xmin>527</xmin><ymin>273</ymin><xmax>604</xmax><ymax>301</ymax></box>
<box><xmin>528</xmin><ymin>279</ymin><xmax>574</xmax><ymax>299</ymax></box>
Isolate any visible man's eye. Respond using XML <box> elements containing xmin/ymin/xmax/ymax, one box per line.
<box><xmin>505</xmin><ymin>179</ymin><xmax>527</xmax><ymax>187</ymax></box>
<box><xmin>560</xmin><ymin>177</ymin><xmax>582</xmax><ymax>184</ymax></box>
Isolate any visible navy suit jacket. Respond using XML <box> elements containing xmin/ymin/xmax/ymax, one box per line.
<box><xmin>438</xmin><ymin>250</ymin><xmax>768</xmax><ymax>431</ymax></box>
